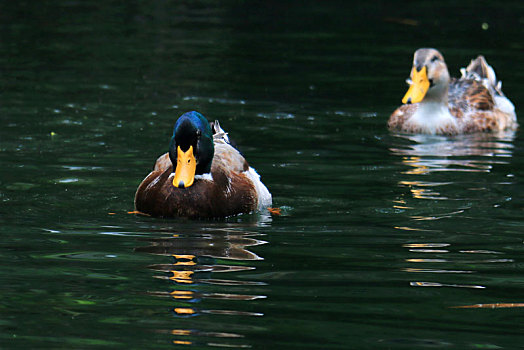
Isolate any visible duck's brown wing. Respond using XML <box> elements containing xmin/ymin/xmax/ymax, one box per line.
<box><xmin>153</xmin><ymin>153</ymin><xmax>171</xmax><ymax>172</ymax></box>
<box><xmin>212</xmin><ymin>141</ymin><xmax>249</xmax><ymax>174</ymax></box>
<box><xmin>448</xmin><ymin>78</ymin><xmax>515</xmax><ymax>133</ymax></box>
<box><xmin>448</xmin><ymin>78</ymin><xmax>494</xmax><ymax>116</ymax></box>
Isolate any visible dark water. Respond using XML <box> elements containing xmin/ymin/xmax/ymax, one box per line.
<box><xmin>2</xmin><ymin>1</ymin><xmax>524</xmax><ymax>349</ymax></box>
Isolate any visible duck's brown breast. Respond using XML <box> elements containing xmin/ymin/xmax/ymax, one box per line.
<box><xmin>134</xmin><ymin>166</ymin><xmax>257</xmax><ymax>219</ymax></box>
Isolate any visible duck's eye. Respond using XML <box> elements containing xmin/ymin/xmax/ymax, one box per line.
<box><xmin>431</xmin><ymin>55</ymin><xmax>439</xmax><ymax>63</ymax></box>
<box><xmin>196</xmin><ymin>130</ymin><xmax>201</xmax><ymax>137</ymax></box>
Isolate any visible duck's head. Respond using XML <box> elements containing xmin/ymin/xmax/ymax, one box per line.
<box><xmin>402</xmin><ymin>48</ymin><xmax>450</xmax><ymax>104</ymax></box>
<box><xmin>168</xmin><ymin>111</ymin><xmax>214</xmax><ymax>188</ymax></box>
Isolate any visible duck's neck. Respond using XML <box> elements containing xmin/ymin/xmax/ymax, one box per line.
<box><xmin>424</xmin><ymin>80</ymin><xmax>449</xmax><ymax>105</ymax></box>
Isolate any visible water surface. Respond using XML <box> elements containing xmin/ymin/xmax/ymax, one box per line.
<box><xmin>1</xmin><ymin>1</ymin><xmax>524</xmax><ymax>349</ymax></box>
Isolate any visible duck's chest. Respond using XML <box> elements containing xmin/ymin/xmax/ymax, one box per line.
<box><xmin>406</xmin><ymin>102</ymin><xmax>459</xmax><ymax>135</ymax></box>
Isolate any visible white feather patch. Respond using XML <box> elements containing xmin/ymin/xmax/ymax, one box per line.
<box><xmin>494</xmin><ymin>96</ymin><xmax>516</xmax><ymax>117</ymax></box>
<box><xmin>195</xmin><ymin>173</ymin><xmax>213</xmax><ymax>181</ymax></box>
<box><xmin>408</xmin><ymin>102</ymin><xmax>458</xmax><ymax>134</ymax></box>
<box><xmin>244</xmin><ymin>167</ymin><xmax>272</xmax><ymax>209</ymax></box>
<box><xmin>168</xmin><ymin>172</ymin><xmax>214</xmax><ymax>183</ymax></box>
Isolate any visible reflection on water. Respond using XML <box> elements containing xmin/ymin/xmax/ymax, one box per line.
<box><xmin>135</xmin><ymin>228</ymin><xmax>266</xmax><ymax>348</ymax></box>
<box><xmin>390</xmin><ymin>132</ymin><xmax>518</xmax><ymax>292</ymax></box>
<box><xmin>2</xmin><ymin>0</ymin><xmax>523</xmax><ymax>347</ymax></box>
<box><xmin>402</xmin><ymin>242</ymin><xmax>515</xmax><ymax>290</ymax></box>
<box><xmin>390</xmin><ymin>131</ymin><xmax>516</xmax><ymax>209</ymax></box>
<box><xmin>390</xmin><ymin>131</ymin><xmax>516</xmax><ymax>175</ymax></box>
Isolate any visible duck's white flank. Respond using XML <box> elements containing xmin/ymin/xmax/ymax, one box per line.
<box><xmin>494</xmin><ymin>96</ymin><xmax>515</xmax><ymax>117</ymax></box>
<box><xmin>245</xmin><ymin>167</ymin><xmax>272</xmax><ymax>209</ymax></box>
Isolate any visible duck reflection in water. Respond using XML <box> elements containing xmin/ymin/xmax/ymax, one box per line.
<box><xmin>391</xmin><ymin>132</ymin><xmax>518</xmax><ymax>292</ymax></box>
<box><xmin>391</xmin><ymin>131</ymin><xmax>516</xmax><ymax>175</ymax></box>
<box><xmin>135</xmin><ymin>227</ymin><xmax>267</xmax><ymax>347</ymax></box>
<box><xmin>390</xmin><ymin>131</ymin><xmax>516</xmax><ymax>218</ymax></box>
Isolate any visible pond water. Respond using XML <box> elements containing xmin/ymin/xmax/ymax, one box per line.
<box><xmin>2</xmin><ymin>1</ymin><xmax>524</xmax><ymax>349</ymax></box>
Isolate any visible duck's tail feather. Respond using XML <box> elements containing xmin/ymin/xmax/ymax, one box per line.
<box><xmin>210</xmin><ymin>120</ymin><xmax>242</xmax><ymax>153</ymax></box>
<box><xmin>210</xmin><ymin>120</ymin><xmax>230</xmax><ymax>143</ymax></box>
<box><xmin>460</xmin><ymin>55</ymin><xmax>504</xmax><ymax>97</ymax></box>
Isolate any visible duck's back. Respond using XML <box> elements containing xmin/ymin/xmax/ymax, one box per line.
<box><xmin>448</xmin><ymin>78</ymin><xmax>516</xmax><ymax>133</ymax></box>
<box><xmin>448</xmin><ymin>78</ymin><xmax>494</xmax><ymax>112</ymax></box>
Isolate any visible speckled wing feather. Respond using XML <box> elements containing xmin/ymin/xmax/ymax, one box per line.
<box><xmin>448</xmin><ymin>78</ymin><xmax>494</xmax><ymax>118</ymax></box>
<box><xmin>448</xmin><ymin>78</ymin><xmax>514</xmax><ymax>133</ymax></box>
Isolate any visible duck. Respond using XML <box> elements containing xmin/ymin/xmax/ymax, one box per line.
<box><xmin>134</xmin><ymin>111</ymin><xmax>272</xmax><ymax>218</ymax></box>
<box><xmin>388</xmin><ymin>48</ymin><xmax>517</xmax><ymax>135</ymax></box>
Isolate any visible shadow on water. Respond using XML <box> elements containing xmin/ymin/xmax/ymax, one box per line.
<box><xmin>134</xmin><ymin>224</ymin><xmax>269</xmax><ymax>348</ymax></box>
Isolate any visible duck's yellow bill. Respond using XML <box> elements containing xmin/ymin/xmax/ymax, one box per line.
<box><xmin>173</xmin><ymin>145</ymin><xmax>196</xmax><ymax>188</ymax></box>
<box><xmin>402</xmin><ymin>66</ymin><xmax>429</xmax><ymax>104</ymax></box>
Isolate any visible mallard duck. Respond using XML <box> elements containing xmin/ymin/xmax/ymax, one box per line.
<box><xmin>134</xmin><ymin>111</ymin><xmax>272</xmax><ymax>218</ymax></box>
<box><xmin>388</xmin><ymin>48</ymin><xmax>517</xmax><ymax>135</ymax></box>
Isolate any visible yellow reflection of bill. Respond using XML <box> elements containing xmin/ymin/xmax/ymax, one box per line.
<box><xmin>170</xmin><ymin>270</ymin><xmax>194</xmax><ymax>284</ymax></box>
<box><xmin>171</xmin><ymin>290</ymin><xmax>194</xmax><ymax>299</ymax></box>
<box><xmin>173</xmin><ymin>340</ymin><xmax>192</xmax><ymax>345</ymax></box>
<box><xmin>173</xmin><ymin>254</ymin><xmax>196</xmax><ymax>260</ymax></box>
<box><xmin>174</xmin><ymin>307</ymin><xmax>195</xmax><ymax>315</ymax></box>
<box><xmin>171</xmin><ymin>329</ymin><xmax>191</xmax><ymax>336</ymax></box>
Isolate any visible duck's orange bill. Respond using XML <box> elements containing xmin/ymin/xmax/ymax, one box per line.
<box><xmin>402</xmin><ymin>66</ymin><xmax>429</xmax><ymax>104</ymax></box>
<box><xmin>173</xmin><ymin>145</ymin><xmax>196</xmax><ymax>188</ymax></box>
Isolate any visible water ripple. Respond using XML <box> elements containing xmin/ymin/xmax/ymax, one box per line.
<box><xmin>410</xmin><ymin>281</ymin><xmax>485</xmax><ymax>289</ymax></box>
<box><xmin>135</xmin><ymin>228</ymin><xmax>267</xmax><ymax>348</ymax></box>
<box><xmin>182</xmin><ymin>96</ymin><xmax>247</xmax><ymax>105</ymax></box>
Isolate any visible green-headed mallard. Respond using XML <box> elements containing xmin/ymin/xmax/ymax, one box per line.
<box><xmin>135</xmin><ymin>111</ymin><xmax>272</xmax><ymax>218</ymax></box>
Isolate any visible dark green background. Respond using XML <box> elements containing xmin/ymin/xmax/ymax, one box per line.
<box><xmin>1</xmin><ymin>1</ymin><xmax>523</xmax><ymax>349</ymax></box>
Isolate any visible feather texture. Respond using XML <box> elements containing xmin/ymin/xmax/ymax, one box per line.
<box><xmin>389</xmin><ymin>49</ymin><xmax>517</xmax><ymax>135</ymax></box>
